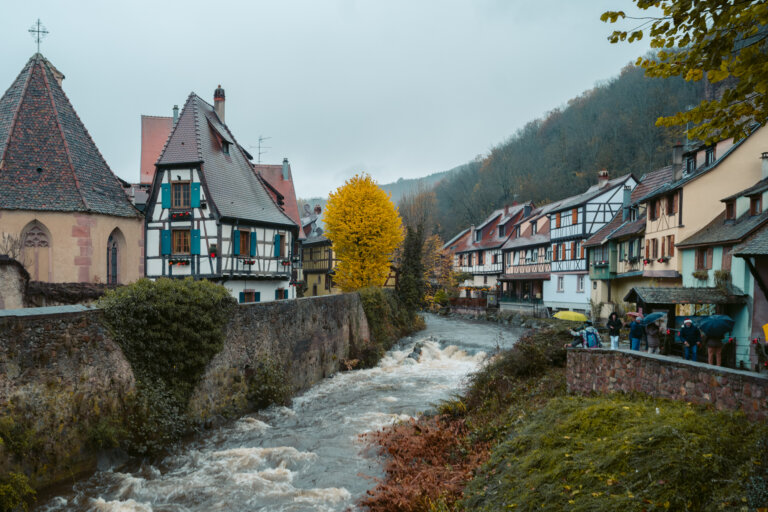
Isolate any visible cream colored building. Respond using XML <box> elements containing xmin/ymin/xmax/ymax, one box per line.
<box><xmin>0</xmin><ymin>54</ymin><xmax>143</xmax><ymax>286</ymax></box>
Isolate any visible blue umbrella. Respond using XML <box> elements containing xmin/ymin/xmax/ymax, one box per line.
<box><xmin>640</xmin><ymin>312</ymin><xmax>667</xmax><ymax>325</ymax></box>
<box><xmin>696</xmin><ymin>315</ymin><xmax>735</xmax><ymax>338</ymax></box>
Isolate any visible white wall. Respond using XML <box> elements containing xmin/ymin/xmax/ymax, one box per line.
<box><xmin>543</xmin><ymin>273</ymin><xmax>591</xmax><ymax>312</ymax></box>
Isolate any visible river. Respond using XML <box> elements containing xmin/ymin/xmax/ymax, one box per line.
<box><xmin>38</xmin><ymin>315</ymin><xmax>523</xmax><ymax>512</ymax></box>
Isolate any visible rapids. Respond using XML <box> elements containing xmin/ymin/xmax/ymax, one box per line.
<box><xmin>37</xmin><ymin>314</ymin><xmax>523</xmax><ymax>511</ymax></box>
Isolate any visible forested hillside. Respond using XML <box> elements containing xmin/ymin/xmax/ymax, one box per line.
<box><xmin>433</xmin><ymin>64</ymin><xmax>704</xmax><ymax>239</ymax></box>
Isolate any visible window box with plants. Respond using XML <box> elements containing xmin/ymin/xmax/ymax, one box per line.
<box><xmin>692</xmin><ymin>269</ymin><xmax>709</xmax><ymax>281</ymax></box>
<box><xmin>592</xmin><ymin>260</ymin><xmax>609</xmax><ymax>268</ymax></box>
<box><xmin>657</xmin><ymin>256</ymin><xmax>670</xmax><ymax>263</ymax></box>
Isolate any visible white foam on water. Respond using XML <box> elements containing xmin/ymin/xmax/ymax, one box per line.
<box><xmin>88</xmin><ymin>498</ymin><xmax>153</xmax><ymax>512</ymax></box>
<box><xmin>293</xmin><ymin>487</ymin><xmax>352</xmax><ymax>504</ymax></box>
<box><xmin>113</xmin><ymin>474</ymin><xmax>146</xmax><ymax>499</ymax></box>
<box><xmin>381</xmin><ymin>396</ymin><xmax>398</xmax><ymax>402</ymax></box>
<box><xmin>234</xmin><ymin>417</ymin><xmax>271</xmax><ymax>433</ymax></box>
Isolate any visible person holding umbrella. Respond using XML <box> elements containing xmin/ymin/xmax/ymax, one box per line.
<box><xmin>646</xmin><ymin>321</ymin><xmax>662</xmax><ymax>354</ymax></box>
<box><xmin>679</xmin><ymin>318</ymin><xmax>701</xmax><ymax>362</ymax></box>
<box><xmin>697</xmin><ymin>315</ymin><xmax>735</xmax><ymax>367</ymax></box>
<box><xmin>628</xmin><ymin>314</ymin><xmax>645</xmax><ymax>351</ymax></box>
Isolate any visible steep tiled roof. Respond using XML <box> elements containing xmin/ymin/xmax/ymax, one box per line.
<box><xmin>551</xmin><ymin>174</ymin><xmax>634</xmax><ymax>212</ymax></box>
<box><xmin>734</xmin><ymin>226</ymin><xmax>768</xmax><ymax>256</ymax></box>
<box><xmin>0</xmin><ymin>54</ymin><xmax>139</xmax><ymax>217</ymax></box>
<box><xmin>502</xmin><ymin>233</ymin><xmax>550</xmax><ymax>250</ymax></box>
<box><xmin>156</xmin><ymin>94</ymin><xmax>296</xmax><ymax>228</ymax></box>
<box><xmin>607</xmin><ymin>216</ymin><xmax>646</xmax><ymax>241</ymax></box>
<box><xmin>255</xmin><ymin>162</ymin><xmax>304</xmax><ymax>239</ymax></box>
<box><xmin>457</xmin><ymin>203</ymin><xmax>532</xmax><ymax>252</ymax></box>
<box><xmin>677</xmin><ymin>209</ymin><xmax>768</xmax><ymax>248</ymax></box>
<box><xmin>443</xmin><ymin>228</ymin><xmax>469</xmax><ymax>250</ymax></box>
<box><xmin>583</xmin><ymin>167</ymin><xmax>672</xmax><ymax>247</ymax></box>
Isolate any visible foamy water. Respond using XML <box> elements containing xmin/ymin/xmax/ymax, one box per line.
<box><xmin>37</xmin><ymin>315</ymin><xmax>522</xmax><ymax>511</ymax></box>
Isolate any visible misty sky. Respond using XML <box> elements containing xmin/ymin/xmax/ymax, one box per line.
<box><xmin>1</xmin><ymin>1</ymin><xmax>652</xmax><ymax>199</ymax></box>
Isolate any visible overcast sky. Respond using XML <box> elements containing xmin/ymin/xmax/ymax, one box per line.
<box><xmin>1</xmin><ymin>1</ymin><xmax>652</xmax><ymax>198</ymax></box>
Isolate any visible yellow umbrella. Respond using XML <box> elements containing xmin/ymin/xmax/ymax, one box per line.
<box><xmin>553</xmin><ymin>311</ymin><xmax>588</xmax><ymax>322</ymax></box>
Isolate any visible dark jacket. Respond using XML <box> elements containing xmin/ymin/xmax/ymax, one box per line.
<box><xmin>606</xmin><ymin>318</ymin><xmax>623</xmax><ymax>337</ymax></box>
<box><xmin>679</xmin><ymin>324</ymin><xmax>701</xmax><ymax>345</ymax></box>
<box><xmin>629</xmin><ymin>320</ymin><xmax>645</xmax><ymax>339</ymax></box>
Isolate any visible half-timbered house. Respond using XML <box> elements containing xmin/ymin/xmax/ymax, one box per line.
<box><xmin>498</xmin><ymin>201</ymin><xmax>561</xmax><ymax>315</ymax></box>
<box><xmin>453</xmin><ymin>203</ymin><xmax>533</xmax><ymax>293</ymax></box>
<box><xmin>544</xmin><ymin>171</ymin><xmax>638</xmax><ymax>314</ymax></box>
<box><xmin>144</xmin><ymin>88</ymin><xmax>299</xmax><ymax>302</ymax></box>
<box><xmin>584</xmin><ymin>166</ymin><xmax>673</xmax><ymax>319</ymax></box>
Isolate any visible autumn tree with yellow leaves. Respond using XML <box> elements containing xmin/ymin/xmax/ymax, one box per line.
<box><xmin>324</xmin><ymin>174</ymin><xmax>404</xmax><ymax>292</ymax></box>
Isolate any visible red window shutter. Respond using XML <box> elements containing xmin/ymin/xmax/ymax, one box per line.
<box><xmin>706</xmin><ymin>247</ymin><xmax>714</xmax><ymax>269</ymax></box>
<box><xmin>552</xmin><ymin>244</ymin><xmax>558</xmax><ymax>261</ymax></box>
<box><xmin>669</xmin><ymin>235</ymin><xmax>675</xmax><ymax>257</ymax></box>
<box><xmin>556</xmin><ymin>212</ymin><xmax>561</xmax><ymax>228</ymax></box>
<box><xmin>722</xmin><ymin>245</ymin><xmax>732</xmax><ymax>271</ymax></box>
<box><xmin>572</xmin><ymin>209</ymin><xmax>578</xmax><ymax>225</ymax></box>
<box><xmin>673</xmin><ymin>192</ymin><xmax>679</xmax><ymax>214</ymax></box>
<box><xmin>570</xmin><ymin>241</ymin><xmax>576</xmax><ymax>260</ymax></box>
<box><xmin>645</xmin><ymin>241</ymin><xmax>649</xmax><ymax>259</ymax></box>
<box><xmin>580</xmin><ymin>243</ymin><xmax>585</xmax><ymax>259</ymax></box>
<box><xmin>661</xmin><ymin>237</ymin><xmax>666</xmax><ymax>257</ymax></box>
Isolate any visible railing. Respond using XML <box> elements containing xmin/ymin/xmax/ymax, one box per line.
<box><xmin>449</xmin><ymin>297</ymin><xmax>487</xmax><ymax>309</ymax></box>
<box><xmin>303</xmin><ymin>259</ymin><xmax>334</xmax><ymax>272</ymax></box>
<box><xmin>498</xmin><ymin>293</ymin><xmax>543</xmax><ymax>304</ymax></box>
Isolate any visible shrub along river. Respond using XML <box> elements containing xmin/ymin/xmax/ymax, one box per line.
<box><xmin>37</xmin><ymin>315</ymin><xmax>524</xmax><ymax>512</ymax></box>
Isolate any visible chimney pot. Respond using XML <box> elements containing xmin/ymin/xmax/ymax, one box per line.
<box><xmin>282</xmin><ymin>158</ymin><xmax>290</xmax><ymax>180</ymax></box>
<box><xmin>213</xmin><ymin>85</ymin><xmax>225</xmax><ymax>124</ymax></box>
<box><xmin>597</xmin><ymin>169</ymin><xmax>610</xmax><ymax>187</ymax></box>
<box><xmin>172</xmin><ymin>105</ymin><xmax>179</xmax><ymax>126</ymax></box>
<box><xmin>622</xmin><ymin>185</ymin><xmax>632</xmax><ymax>221</ymax></box>
<box><xmin>762</xmin><ymin>152</ymin><xmax>768</xmax><ymax>179</ymax></box>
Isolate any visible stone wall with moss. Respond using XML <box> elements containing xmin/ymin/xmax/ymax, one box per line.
<box><xmin>0</xmin><ymin>307</ymin><xmax>135</xmax><ymax>489</ymax></box>
<box><xmin>189</xmin><ymin>293</ymin><xmax>371</xmax><ymax>423</ymax></box>
<box><xmin>567</xmin><ymin>348</ymin><xmax>768</xmax><ymax>421</ymax></box>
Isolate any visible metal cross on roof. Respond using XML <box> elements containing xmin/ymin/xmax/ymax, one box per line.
<box><xmin>28</xmin><ymin>19</ymin><xmax>49</xmax><ymax>53</ymax></box>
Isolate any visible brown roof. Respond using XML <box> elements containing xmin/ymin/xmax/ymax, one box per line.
<box><xmin>623</xmin><ymin>286</ymin><xmax>747</xmax><ymax>305</ymax></box>
<box><xmin>140</xmin><ymin>116</ymin><xmax>172</xmax><ymax>185</ymax></box>
<box><xmin>677</xmin><ymin>210</ymin><xmax>768</xmax><ymax>248</ymax></box>
<box><xmin>734</xmin><ymin>224</ymin><xmax>768</xmax><ymax>256</ymax></box>
<box><xmin>255</xmin><ymin>162</ymin><xmax>304</xmax><ymax>239</ymax></box>
<box><xmin>0</xmin><ymin>54</ymin><xmax>139</xmax><ymax>217</ymax></box>
<box><xmin>584</xmin><ymin>167</ymin><xmax>673</xmax><ymax>247</ymax></box>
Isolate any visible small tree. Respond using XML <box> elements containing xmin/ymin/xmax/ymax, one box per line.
<box><xmin>397</xmin><ymin>226</ymin><xmax>425</xmax><ymax>312</ymax></box>
<box><xmin>324</xmin><ymin>174</ymin><xmax>404</xmax><ymax>292</ymax></box>
<box><xmin>0</xmin><ymin>233</ymin><xmax>25</xmax><ymax>265</ymax></box>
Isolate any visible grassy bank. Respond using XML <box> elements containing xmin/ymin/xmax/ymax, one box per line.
<box><xmin>359</xmin><ymin>323</ymin><xmax>768</xmax><ymax>511</ymax></box>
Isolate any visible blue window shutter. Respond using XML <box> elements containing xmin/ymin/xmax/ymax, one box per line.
<box><xmin>239</xmin><ymin>292</ymin><xmax>245</xmax><ymax>303</ymax></box>
<box><xmin>191</xmin><ymin>183</ymin><xmax>201</xmax><ymax>208</ymax></box>
<box><xmin>274</xmin><ymin>233</ymin><xmax>281</xmax><ymax>257</ymax></box>
<box><xmin>255</xmin><ymin>292</ymin><xmax>261</xmax><ymax>302</ymax></box>
<box><xmin>233</xmin><ymin>229</ymin><xmax>240</xmax><ymax>255</ymax></box>
<box><xmin>250</xmin><ymin>232</ymin><xmax>257</xmax><ymax>257</ymax></box>
<box><xmin>161</xmin><ymin>230</ymin><xmax>171</xmax><ymax>255</ymax></box>
<box><xmin>161</xmin><ymin>184</ymin><xmax>171</xmax><ymax>209</ymax></box>
<box><xmin>190</xmin><ymin>229</ymin><xmax>200</xmax><ymax>255</ymax></box>
<box><xmin>275</xmin><ymin>289</ymin><xmax>279</xmax><ymax>300</ymax></box>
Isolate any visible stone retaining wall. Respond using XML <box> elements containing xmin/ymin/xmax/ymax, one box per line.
<box><xmin>0</xmin><ymin>293</ymin><xmax>371</xmax><ymax>489</ymax></box>
<box><xmin>567</xmin><ymin>349</ymin><xmax>768</xmax><ymax>421</ymax></box>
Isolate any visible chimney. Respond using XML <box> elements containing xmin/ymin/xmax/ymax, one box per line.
<box><xmin>622</xmin><ymin>185</ymin><xmax>632</xmax><ymax>221</ymax></box>
<box><xmin>470</xmin><ymin>224</ymin><xmax>476</xmax><ymax>244</ymax></box>
<box><xmin>504</xmin><ymin>205</ymin><xmax>510</xmax><ymax>216</ymax></box>
<box><xmin>672</xmin><ymin>143</ymin><xmax>684</xmax><ymax>181</ymax></box>
<box><xmin>282</xmin><ymin>158</ymin><xmax>290</xmax><ymax>180</ymax></box>
<box><xmin>762</xmin><ymin>152</ymin><xmax>768</xmax><ymax>179</ymax></box>
<box><xmin>597</xmin><ymin>169</ymin><xmax>610</xmax><ymax>188</ymax></box>
<box><xmin>213</xmin><ymin>85</ymin><xmax>225</xmax><ymax>124</ymax></box>
<box><xmin>172</xmin><ymin>105</ymin><xmax>179</xmax><ymax>127</ymax></box>
<box><xmin>314</xmin><ymin>204</ymin><xmax>322</xmax><ymax>215</ymax></box>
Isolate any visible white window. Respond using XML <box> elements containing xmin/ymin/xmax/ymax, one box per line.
<box><xmin>557</xmin><ymin>276</ymin><xmax>564</xmax><ymax>292</ymax></box>
<box><xmin>577</xmin><ymin>275</ymin><xmax>585</xmax><ymax>292</ymax></box>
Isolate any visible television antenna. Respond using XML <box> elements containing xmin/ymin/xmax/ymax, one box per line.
<box><xmin>249</xmin><ymin>135</ymin><xmax>272</xmax><ymax>164</ymax></box>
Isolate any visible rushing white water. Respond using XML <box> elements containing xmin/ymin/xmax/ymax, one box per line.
<box><xmin>37</xmin><ymin>315</ymin><xmax>522</xmax><ymax>512</ymax></box>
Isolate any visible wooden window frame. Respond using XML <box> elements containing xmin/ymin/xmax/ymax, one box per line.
<box><xmin>725</xmin><ymin>201</ymin><xmax>735</xmax><ymax>220</ymax></box>
<box><xmin>722</xmin><ymin>245</ymin><xmax>732</xmax><ymax>272</ymax></box>
<box><xmin>667</xmin><ymin>234</ymin><xmax>675</xmax><ymax>257</ymax></box>
<box><xmin>240</xmin><ymin>231</ymin><xmax>250</xmax><ymax>257</ymax></box>
<box><xmin>172</xmin><ymin>229</ymin><xmax>190</xmax><ymax>255</ymax></box>
<box><xmin>571</xmin><ymin>208</ymin><xmax>578</xmax><ymax>225</ymax></box>
<box><xmin>651</xmin><ymin>238</ymin><xmax>658</xmax><ymax>259</ymax></box>
<box><xmin>557</xmin><ymin>276</ymin><xmax>564</xmax><ymax>292</ymax></box>
<box><xmin>498</xmin><ymin>225</ymin><xmax>505</xmax><ymax>237</ymax></box>
<box><xmin>751</xmin><ymin>196</ymin><xmax>762</xmax><ymax>216</ymax></box>
<box><xmin>556</xmin><ymin>212</ymin><xmax>561</xmax><ymax>228</ymax></box>
<box><xmin>171</xmin><ymin>181</ymin><xmax>191</xmax><ymax>209</ymax></box>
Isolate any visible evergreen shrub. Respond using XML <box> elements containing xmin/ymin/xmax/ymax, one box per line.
<box><xmin>246</xmin><ymin>357</ymin><xmax>291</xmax><ymax>410</ymax></box>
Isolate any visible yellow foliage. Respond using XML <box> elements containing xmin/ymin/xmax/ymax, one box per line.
<box><xmin>324</xmin><ymin>174</ymin><xmax>403</xmax><ymax>292</ymax></box>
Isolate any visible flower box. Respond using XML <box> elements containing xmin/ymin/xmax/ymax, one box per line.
<box><xmin>170</xmin><ymin>211</ymin><xmax>192</xmax><ymax>220</ymax></box>
<box><xmin>168</xmin><ymin>258</ymin><xmax>190</xmax><ymax>266</ymax></box>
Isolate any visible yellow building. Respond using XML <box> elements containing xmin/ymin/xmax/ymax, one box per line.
<box><xmin>0</xmin><ymin>55</ymin><xmax>143</xmax><ymax>285</ymax></box>
<box><xmin>302</xmin><ymin>235</ymin><xmax>341</xmax><ymax>296</ymax></box>
<box><xmin>638</xmin><ymin>127</ymin><xmax>768</xmax><ymax>284</ymax></box>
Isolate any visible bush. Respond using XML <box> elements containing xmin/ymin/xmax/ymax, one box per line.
<box><xmin>100</xmin><ymin>278</ymin><xmax>236</xmax><ymax>406</ymax></box>
<box><xmin>122</xmin><ymin>380</ymin><xmax>188</xmax><ymax>456</ymax></box>
<box><xmin>0</xmin><ymin>472</ymin><xmax>35</xmax><ymax>512</ymax></box>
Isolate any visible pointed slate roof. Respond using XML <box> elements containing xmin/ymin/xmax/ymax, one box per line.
<box><xmin>0</xmin><ymin>54</ymin><xmax>139</xmax><ymax>217</ymax></box>
<box><xmin>156</xmin><ymin>93</ymin><xmax>296</xmax><ymax>228</ymax></box>
<box><xmin>255</xmin><ymin>162</ymin><xmax>305</xmax><ymax>239</ymax></box>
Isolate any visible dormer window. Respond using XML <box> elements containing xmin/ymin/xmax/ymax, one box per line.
<box><xmin>531</xmin><ymin>222</ymin><xmax>538</xmax><ymax>235</ymax></box>
<box><xmin>475</xmin><ymin>230</ymin><xmax>481</xmax><ymax>242</ymax></box>
<box><xmin>751</xmin><ymin>195</ymin><xmax>762</xmax><ymax>216</ymax></box>
<box><xmin>725</xmin><ymin>200</ymin><xmax>735</xmax><ymax>220</ymax></box>
<box><xmin>221</xmin><ymin>141</ymin><xmax>230</xmax><ymax>155</ymax></box>
<box><xmin>498</xmin><ymin>225</ymin><xmax>505</xmax><ymax>237</ymax></box>
<box><xmin>705</xmin><ymin>146</ymin><xmax>715</xmax><ymax>166</ymax></box>
<box><xmin>685</xmin><ymin>156</ymin><xmax>696</xmax><ymax>174</ymax></box>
